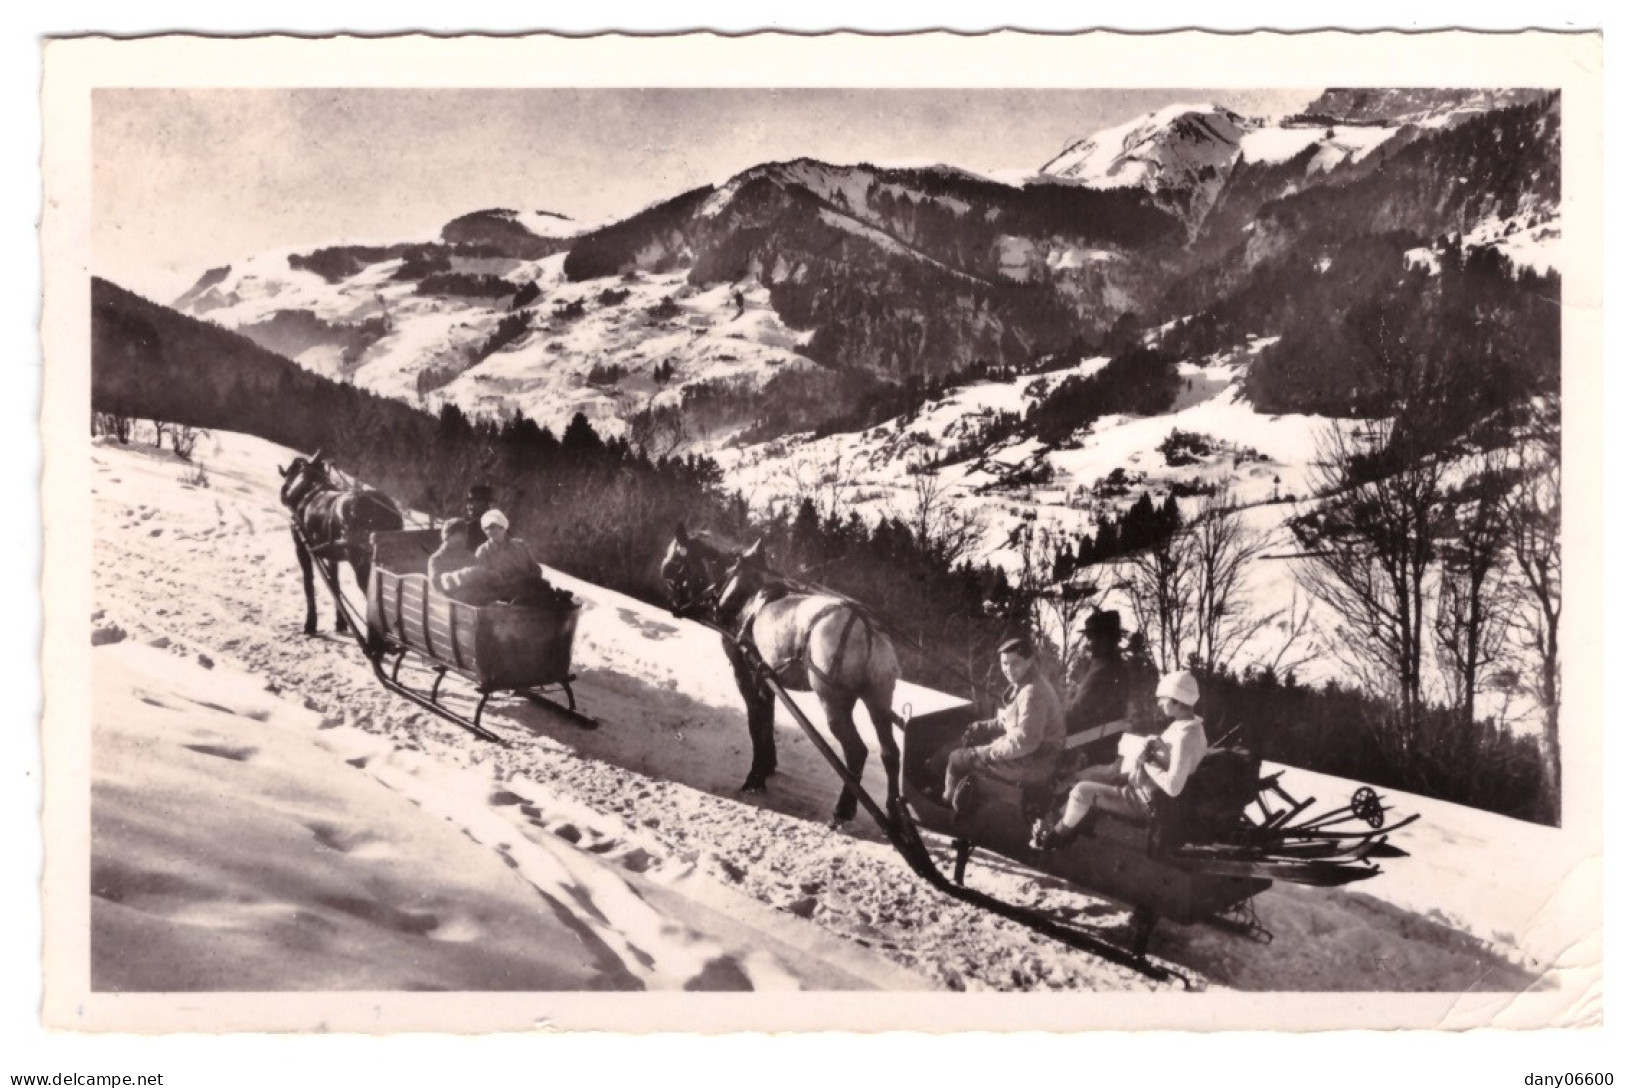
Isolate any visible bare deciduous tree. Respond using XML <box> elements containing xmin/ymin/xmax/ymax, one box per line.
<box><xmin>1120</xmin><ymin>529</ymin><xmax>1193</xmax><ymax>673</ymax></box>
<box><xmin>1432</xmin><ymin>450</ymin><xmax>1516</xmax><ymax>731</ymax></box>
<box><xmin>891</xmin><ymin>459</ymin><xmax>983</xmax><ymax>569</ymax></box>
<box><xmin>1008</xmin><ymin>520</ymin><xmax>1098</xmax><ymax>692</ymax></box>
<box><xmin>1291</xmin><ymin>418</ymin><xmax>1445</xmax><ymax>737</ymax></box>
<box><xmin>93</xmin><ymin>410</ymin><xmax>133</xmax><ymax>444</ymax></box>
<box><xmin>778</xmin><ymin>448</ymin><xmax>855</xmax><ymax>526</ymax></box>
<box><xmin>1506</xmin><ymin>404</ymin><xmax>1561</xmax><ymax>820</ymax></box>
<box><xmin>626</xmin><ymin>396</ymin><xmax>688</xmax><ymax>461</ymax></box>
<box><xmin>1186</xmin><ymin>489</ymin><xmax>1279</xmax><ymax>674</ymax></box>
<box><xmin>1260</xmin><ymin>586</ymin><xmax>1319</xmax><ymax>680</ymax></box>
<box><xmin>170</xmin><ymin>423</ymin><xmax>210</xmax><ymax>462</ymax></box>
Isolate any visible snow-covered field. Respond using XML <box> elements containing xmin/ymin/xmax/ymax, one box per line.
<box><xmin>69</xmin><ymin>428</ymin><xmax>1596</xmax><ymax>1017</ymax></box>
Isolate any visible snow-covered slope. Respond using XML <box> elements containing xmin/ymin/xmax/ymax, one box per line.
<box><xmin>717</xmin><ymin>336</ymin><xmax>1350</xmax><ymax>673</ymax></box>
<box><xmin>84</xmin><ymin>428</ymin><xmax>1593</xmax><ymax>1006</ymax></box>
<box><xmin>94</xmin><ymin>638</ymin><xmax>912</xmax><ymax>992</ymax></box>
<box><xmin>175</xmin><ymin>251</ymin><xmax>819</xmax><ymax>438</ymax></box>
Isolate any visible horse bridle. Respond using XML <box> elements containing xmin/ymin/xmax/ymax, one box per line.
<box><xmin>281</xmin><ymin>458</ymin><xmax>334</xmax><ymax>511</ymax></box>
<box><xmin>667</xmin><ymin>544</ymin><xmax>730</xmax><ymax>617</ymax></box>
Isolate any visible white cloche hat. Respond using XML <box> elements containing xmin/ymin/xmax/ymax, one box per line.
<box><xmin>1155</xmin><ymin>670</ymin><xmax>1200</xmax><ymax>708</ymax></box>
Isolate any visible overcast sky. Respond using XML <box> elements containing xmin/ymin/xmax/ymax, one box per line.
<box><xmin>93</xmin><ymin>87</ymin><xmax>1318</xmax><ymax>302</ymax></box>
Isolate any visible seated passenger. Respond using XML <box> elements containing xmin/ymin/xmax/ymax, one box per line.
<box><xmin>427</xmin><ymin>518</ymin><xmax>482</xmax><ymax>601</ymax></box>
<box><xmin>1065</xmin><ymin>609</ymin><xmax>1130</xmax><ymax>741</ymax></box>
<box><xmin>463</xmin><ymin>484</ymin><xmax>495</xmax><ymax>551</ymax></box>
<box><xmin>1031</xmin><ymin>670</ymin><xmax>1208</xmax><ymax>850</ymax></box>
<box><xmin>440</xmin><ymin>508</ymin><xmax>558</xmax><ymax>606</ymax></box>
<box><xmin>928</xmin><ymin>636</ymin><xmax>1065</xmax><ymax>820</ymax></box>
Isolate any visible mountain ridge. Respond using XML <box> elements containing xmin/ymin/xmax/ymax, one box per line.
<box><xmin>164</xmin><ymin>90</ymin><xmax>1560</xmax><ymax>445</ymax></box>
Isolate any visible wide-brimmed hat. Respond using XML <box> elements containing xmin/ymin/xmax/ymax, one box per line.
<box><xmin>1156</xmin><ymin>670</ymin><xmax>1200</xmax><ymax>708</ymax></box>
<box><xmin>1083</xmin><ymin>609</ymin><xmax>1123</xmax><ymax>640</ymax></box>
<box><xmin>480</xmin><ymin>509</ymin><xmax>510</xmax><ymax>531</ymax></box>
<box><xmin>467</xmin><ymin>484</ymin><xmax>494</xmax><ymax>502</ymax></box>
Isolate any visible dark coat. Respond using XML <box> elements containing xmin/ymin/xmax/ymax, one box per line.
<box><xmin>1066</xmin><ymin>651</ymin><xmax>1130</xmax><ymax>735</ymax></box>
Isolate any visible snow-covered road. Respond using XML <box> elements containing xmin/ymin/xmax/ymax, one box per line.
<box><xmin>81</xmin><ymin>430</ymin><xmax>1597</xmax><ymax>1012</ymax></box>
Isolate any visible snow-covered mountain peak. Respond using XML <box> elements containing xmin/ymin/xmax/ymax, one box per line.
<box><xmin>1039</xmin><ymin>103</ymin><xmax>1255</xmax><ymax>191</ymax></box>
<box><xmin>439</xmin><ymin>207</ymin><xmax>598</xmax><ymax>255</ymax></box>
<box><xmin>443</xmin><ymin>207</ymin><xmax>605</xmax><ymax>242</ymax></box>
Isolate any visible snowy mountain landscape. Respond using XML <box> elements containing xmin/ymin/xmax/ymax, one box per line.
<box><xmin>142</xmin><ymin>86</ymin><xmax>1562</xmax><ymax>700</ymax></box>
<box><xmin>166</xmin><ymin>88</ymin><xmax>1557</xmax><ymax>445</ymax></box>
<box><xmin>75</xmin><ymin>80</ymin><xmax>1585</xmax><ymax>1012</ymax></box>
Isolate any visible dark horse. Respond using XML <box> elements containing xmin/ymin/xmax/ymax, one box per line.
<box><xmin>277</xmin><ymin>451</ymin><xmax>403</xmax><ymax>636</ymax></box>
<box><xmin>660</xmin><ymin>526</ymin><xmax>903</xmax><ymax>827</ymax></box>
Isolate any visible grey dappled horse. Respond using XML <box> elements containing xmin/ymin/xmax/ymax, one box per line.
<box><xmin>661</xmin><ymin>527</ymin><xmax>903</xmax><ymax>827</ymax></box>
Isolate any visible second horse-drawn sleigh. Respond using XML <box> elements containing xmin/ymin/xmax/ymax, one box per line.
<box><xmin>280</xmin><ymin>454</ymin><xmax>592</xmax><ymax>741</ymax></box>
<box><xmin>364</xmin><ymin>528</ymin><xmax>592</xmax><ymax>740</ymax></box>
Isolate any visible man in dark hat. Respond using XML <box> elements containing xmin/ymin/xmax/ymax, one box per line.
<box><xmin>1064</xmin><ymin>609</ymin><xmax>1131</xmax><ymax>763</ymax></box>
<box><xmin>934</xmin><ymin>634</ymin><xmax>1065</xmax><ymax>821</ymax></box>
<box><xmin>463</xmin><ymin>484</ymin><xmax>495</xmax><ymax>551</ymax></box>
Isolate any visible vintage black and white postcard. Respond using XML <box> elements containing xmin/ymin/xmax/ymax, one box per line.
<box><xmin>39</xmin><ymin>30</ymin><xmax>1603</xmax><ymax>1035</ymax></box>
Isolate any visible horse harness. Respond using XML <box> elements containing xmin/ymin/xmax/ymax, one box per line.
<box><xmin>285</xmin><ymin>473</ymin><xmax>373</xmax><ymax>562</ymax></box>
<box><xmin>736</xmin><ymin>589</ymin><xmax>874</xmax><ymax>697</ymax></box>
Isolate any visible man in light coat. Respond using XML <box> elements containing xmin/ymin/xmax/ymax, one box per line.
<box><xmin>938</xmin><ymin>636</ymin><xmax>1066</xmax><ymax>819</ymax></box>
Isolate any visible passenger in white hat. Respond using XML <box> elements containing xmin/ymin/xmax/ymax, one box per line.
<box><xmin>439</xmin><ymin>508</ymin><xmax>556</xmax><ymax>605</ymax></box>
<box><xmin>1031</xmin><ymin>669</ymin><xmax>1209</xmax><ymax>850</ymax></box>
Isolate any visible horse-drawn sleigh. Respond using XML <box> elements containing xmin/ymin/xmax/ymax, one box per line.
<box><xmin>660</xmin><ymin>525</ymin><xmax>1416</xmax><ymax>980</ymax></box>
<box><xmin>364</xmin><ymin>528</ymin><xmax>591</xmax><ymax>739</ymax></box>
<box><xmin>278</xmin><ymin>454</ymin><xmax>592</xmax><ymax>741</ymax></box>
